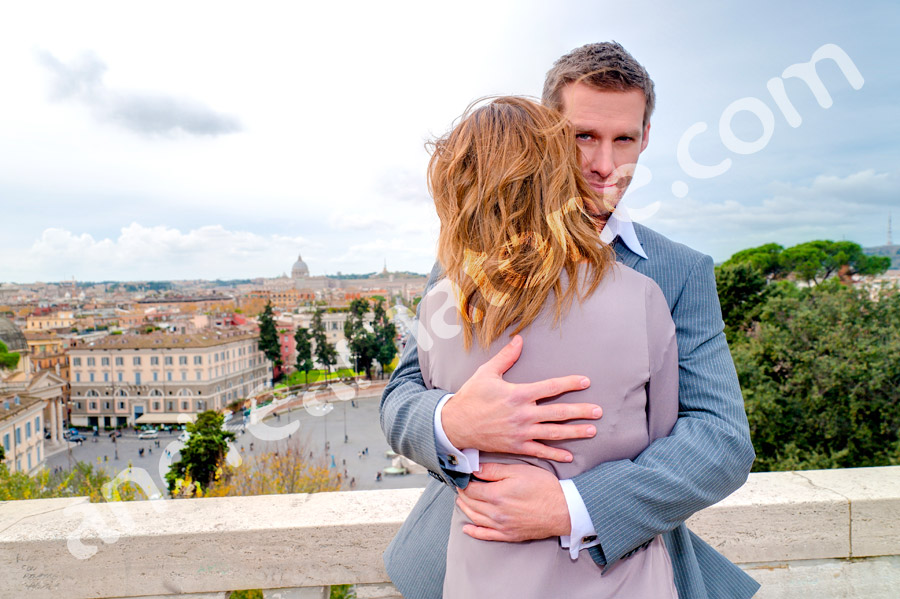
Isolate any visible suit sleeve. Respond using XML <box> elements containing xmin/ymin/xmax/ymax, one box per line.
<box><xmin>574</xmin><ymin>254</ymin><xmax>755</xmax><ymax>569</ymax></box>
<box><xmin>379</xmin><ymin>262</ymin><xmax>470</xmax><ymax>487</ymax></box>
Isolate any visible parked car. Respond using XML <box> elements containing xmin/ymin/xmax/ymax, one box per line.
<box><xmin>137</xmin><ymin>430</ymin><xmax>159</xmax><ymax>440</ymax></box>
<box><xmin>68</xmin><ymin>432</ymin><xmax>87</xmax><ymax>444</ymax></box>
<box><xmin>108</xmin><ymin>430</ymin><xmax>122</xmax><ymax>439</ymax></box>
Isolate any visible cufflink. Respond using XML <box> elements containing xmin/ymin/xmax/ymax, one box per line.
<box><xmin>447</xmin><ymin>454</ymin><xmax>458</xmax><ymax>466</ymax></box>
<box><xmin>581</xmin><ymin>535</ymin><xmax>597</xmax><ymax>544</ymax></box>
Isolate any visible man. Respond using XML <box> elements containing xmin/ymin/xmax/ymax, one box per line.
<box><xmin>381</xmin><ymin>42</ymin><xmax>758</xmax><ymax>599</ymax></box>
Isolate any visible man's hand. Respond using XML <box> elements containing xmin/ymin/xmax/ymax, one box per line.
<box><xmin>441</xmin><ymin>334</ymin><xmax>600</xmax><ymax>462</ymax></box>
<box><xmin>456</xmin><ymin>462</ymin><xmax>570</xmax><ymax>542</ymax></box>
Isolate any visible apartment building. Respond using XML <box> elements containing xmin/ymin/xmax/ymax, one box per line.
<box><xmin>0</xmin><ymin>393</ymin><xmax>46</xmax><ymax>474</ymax></box>
<box><xmin>68</xmin><ymin>331</ymin><xmax>271</xmax><ymax>428</ymax></box>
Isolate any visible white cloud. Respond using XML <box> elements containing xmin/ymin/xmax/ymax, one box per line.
<box><xmin>4</xmin><ymin>224</ymin><xmax>314</xmax><ymax>282</ymax></box>
<box><xmin>648</xmin><ymin>169</ymin><xmax>898</xmax><ymax>259</ymax></box>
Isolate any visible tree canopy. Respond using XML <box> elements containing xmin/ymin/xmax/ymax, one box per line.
<box><xmin>257</xmin><ymin>302</ymin><xmax>281</xmax><ymax>369</ymax></box>
<box><xmin>294</xmin><ymin>325</ymin><xmax>314</xmax><ymax>384</ymax></box>
<box><xmin>0</xmin><ymin>340</ymin><xmax>20</xmax><ymax>371</ymax></box>
<box><xmin>311</xmin><ymin>308</ymin><xmax>337</xmax><ymax>377</ymax></box>
<box><xmin>165</xmin><ymin>411</ymin><xmax>235</xmax><ymax>496</ymax></box>
<box><xmin>731</xmin><ymin>282</ymin><xmax>900</xmax><ymax>471</ymax></box>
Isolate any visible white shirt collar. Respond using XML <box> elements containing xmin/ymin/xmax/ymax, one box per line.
<box><xmin>598</xmin><ymin>206</ymin><xmax>648</xmax><ymax>259</ymax></box>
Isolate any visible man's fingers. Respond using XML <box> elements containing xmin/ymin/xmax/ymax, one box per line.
<box><xmin>481</xmin><ymin>335</ymin><xmax>523</xmax><ymax>376</ymax></box>
<box><xmin>455</xmin><ymin>496</ymin><xmax>496</xmax><ymax>529</ymax></box>
<box><xmin>529</xmin><ymin>422</ymin><xmax>598</xmax><ymax>442</ymax></box>
<box><xmin>472</xmin><ymin>462</ymin><xmax>511</xmax><ymax>482</ymax></box>
<box><xmin>519</xmin><ymin>375</ymin><xmax>591</xmax><ymax>401</ymax></box>
<box><xmin>534</xmin><ymin>402</ymin><xmax>602</xmax><ymax>423</ymax></box>
<box><xmin>462</xmin><ymin>524</ymin><xmax>512</xmax><ymax>542</ymax></box>
<box><xmin>518</xmin><ymin>440</ymin><xmax>575</xmax><ymax>463</ymax></box>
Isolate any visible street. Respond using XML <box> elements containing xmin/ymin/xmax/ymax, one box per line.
<box><xmin>46</xmin><ymin>392</ymin><xmax>429</xmax><ymax>498</ymax></box>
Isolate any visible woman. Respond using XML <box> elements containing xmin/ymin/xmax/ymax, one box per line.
<box><xmin>416</xmin><ymin>97</ymin><xmax>679</xmax><ymax>598</ymax></box>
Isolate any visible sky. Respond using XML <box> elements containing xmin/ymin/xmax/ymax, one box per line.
<box><xmin>1</xmin><ymin>0</ymin><xmax>898</xmax><ymax>282</ymax></box>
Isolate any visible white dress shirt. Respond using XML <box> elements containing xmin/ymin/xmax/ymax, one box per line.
<box><xmin>432</xmin><ymin>210</ymin><xmax>648</xmax><ymax>558</ymax></box>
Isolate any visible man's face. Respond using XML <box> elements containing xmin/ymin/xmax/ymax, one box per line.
<box><xmin>559</xmin><ymin>83</ymin><xmax>650</xmax><ymax>212</ymax></box>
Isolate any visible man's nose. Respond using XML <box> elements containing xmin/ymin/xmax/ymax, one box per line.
<box><xmin>585</xmin><ymin>143</ymin><xmax>615</xmax><ymax>179</ymax></box>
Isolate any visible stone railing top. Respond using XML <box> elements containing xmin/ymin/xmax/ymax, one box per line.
<box><xmin>2</xmin><ymin>467</ymin><xmax>899</xmax><ymax>599</ymax></box>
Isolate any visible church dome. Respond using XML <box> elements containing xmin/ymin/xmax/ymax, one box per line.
<box><xmin>0</xmin><ymin>318</ymin><xmax>28</xmax><ymax>353</ymax></box>
<box><xmin>291</xmin><ymin>254</ymin><xmax>310</xmax><ymax>279</ymax></box>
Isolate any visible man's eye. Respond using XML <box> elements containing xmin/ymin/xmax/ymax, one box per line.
<box><xmin>617</xmin><ymin>137</ymin><xmax>634</xmax><ymax>143</ymax></box>
<box><xmin>575</xmin><ymin>133</ymin><xmax>591</xmax><ymax>141</ymax></box>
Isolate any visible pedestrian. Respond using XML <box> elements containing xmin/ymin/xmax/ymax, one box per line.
<box><xmin>375</xmin><ymin>471</ymin><xmax>382</xmax><ymax>482</ymax></box>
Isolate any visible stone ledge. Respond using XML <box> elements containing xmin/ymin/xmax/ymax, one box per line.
<box><xmin>1</xmin><ymin>467</ymin><xmax>899</xmax><ymax>599</ymax></box>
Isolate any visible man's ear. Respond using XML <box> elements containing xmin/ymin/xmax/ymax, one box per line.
<box><xmin>640</xmin><ymin>122</ymin><xmax>651</xmax><ymax>153</ymax></box>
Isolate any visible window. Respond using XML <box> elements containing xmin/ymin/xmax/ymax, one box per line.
<box><xmin>103</xmin><ymin>373</ymin><xmax>109</xmax><ymax>382</ymax></box>
<box><xmin>135</xmin><ymin>372</ymin><xmax>141</xmax><ymax>385</ymax></box>
<box><xmin>150</xmin><ymin>356</ymin><xmax>159</xmax><ymax>366</ymax></box>
<box><xmin>89</xmin><ymin>373</ymin><xmax>95</xmax><ymax>383</ymax></box>
<box><xmin>214</xmin><ymin>353</ymin><xmax>219</xmax><ymax>363</ymax></box>
<box><xmin>87</xmin><ymin>357</ymin><xmax>95</xmax><ymax>366</ymax></box>
<box><xmin>197</xmin><ymin>400</ymin><xmax>206</xmax><ymax>411</ymax></box>
<box><xmin>181</xmin><ymin>372</ymin><xmax>187</xmax><ymax>381</ymax></box>
<box><xmin>75</xmin><ymin>373</ymin><xmax>81</xmax><ymax>383</ymax></box>
<box><xmin>2</xmin><ymin>434</ymin><xmax>9</xmax><ymax>452</ymax></box>
<box><xmin>167</xmin><ymin>401</ymin><xmax>174</xmax><ymax>411</ymax></box>
<box><xmin>75</xmin><ymin>402</ymin><xmax>82</xmax><ymax>410</ymax></box>
<box><xmin>179</xmin><ymin>356</ymin><xmax>188</xmax><ymax>365</ymax></box>
<box><xmin>133</xmin><ymin>357</ymin><xmax>141</xmax><ymax>366</ymax></box>
<box><xmin>102</xmin><ymin>357</ymin><xmax>110</xmax><ymax>366</ymax></box>
<box><xmin>181</xmin><ymin>401</ymin><xmax>189</xmax><ymax>410</ymax></box>
<box><xmin>117</xmin><ymin>402</ymin><xmax>125</xmax><ymax>410</ymax></box>
<box><xmin>73</xmin><ymin>357</ymin><xmax>82</xmax><ymax>366</ymax></box>
<box><xmin>115</xmin><ymin>357</ymin><xmax>124</xmax><ymax>366</ymax></box>
<box><xmin>167</xmin><ymin>372</ymin><xmax>172</xmax><ymax>382</ymax></box>
<box><xmin>153</xmin><ymin>371</ymin><xmax>159</xmax><ymax>382</ymax></box>
<box><xmin>153</xmin><ymin>402</ymin><xmax>160</xmax><ymax>410</ymax></box>
<box><xmin>194</xmin><ymin>356</ymin><xmax>202</xmax><ymax>365</ymax></box>
<box><xmin>195</xmin><ymin>370</ymin><xmax>202</xmax><ymax>381</ymax></box>
<box><xmin>15</xmin><ymin>428</ymin><xmax>22</xmax><ymax>443</ymax></box>
<box><xmin>89</xmin><ymin>402</ymin><xmax>97</xmax><ymax>410</ymax></box>
<box><xmin>165</xmin><ymin>356</ymin><xmax>173</xmax><ymax>366</ymax></box>
<box><xmin>34</xmin><ymin>416</ymin><xmax>40</xmax><ymax>432</ymax></box>
<box><xmin>117</xmin><ymin>372</ymin><xmax>123</xmax><ymax>382</ymax></box>
<box><xmin>103</xmin><ymin>402</ymin><xmax>111</xmax><ymax>410</ymax></box>
<box><xmin>26</xmin><ymin>422</ymin><xmax>32</xmax><ymax>439</ymax></box>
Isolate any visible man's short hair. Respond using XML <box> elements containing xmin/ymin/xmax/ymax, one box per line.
<box><xmin>542</xmin><ymin>42</ymin><xmax>656</xmax><ymax>127</ymax></box>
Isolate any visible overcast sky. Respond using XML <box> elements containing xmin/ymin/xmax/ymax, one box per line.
<box><xmin>1</xmin><ymin>1</ymin><xmax>897</xmax><ymax>282</ymax></box>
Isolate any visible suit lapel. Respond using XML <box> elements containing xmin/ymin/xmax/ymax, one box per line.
<box><xmin>612</xmin><ymin>237</ymin><xmax>645</xmax><ymax>271</ymax></box>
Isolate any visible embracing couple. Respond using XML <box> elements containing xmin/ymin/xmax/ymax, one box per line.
<box><xmin>380</xmin><ymin>42</ymin><xmax>759</xmax><ymax>599</ymax></box>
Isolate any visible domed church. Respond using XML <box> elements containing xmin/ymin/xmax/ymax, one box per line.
<box><xmin>291</xmin><ymin>254</ymin><xmax>310</xmax><ymax>279</ymax></box>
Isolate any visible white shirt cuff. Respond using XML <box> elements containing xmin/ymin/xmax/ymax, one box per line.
<box><xmin>558</xmin><ymin>479</ymin><xmax>600</xmax><ymax>559</ymax></box>
<box><xmin>433</xmin><ymin>393</ymin><xmax>480</xmax><ymax>472</ymax></box>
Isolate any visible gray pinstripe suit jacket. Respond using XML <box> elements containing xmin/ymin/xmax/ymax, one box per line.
<box><xmin>380</xmin><ymin>223</ymin><xmax>760</xmax><ymax>599</ymax></box>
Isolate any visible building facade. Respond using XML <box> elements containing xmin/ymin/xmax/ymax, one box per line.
<box><xmin>0</xmin><ymin>393</ymin><xmax>46</xmax><ymax>475</ymax></box>
<box><xmin>68</xmin><ymin>331</ymin><xmax>271</xmax><ymax>428</ymax></box>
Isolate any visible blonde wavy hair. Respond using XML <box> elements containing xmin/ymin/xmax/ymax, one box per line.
<box><xmin>429</xmin><ymin>96</ymin><xmax>615</xmax><ymax>349</ymax></box>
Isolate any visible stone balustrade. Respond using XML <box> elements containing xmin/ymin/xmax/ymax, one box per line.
<box><xmin>2</xmin><ymin>466</ymin><xmax>899</xmax><ymax>599</ymax></box>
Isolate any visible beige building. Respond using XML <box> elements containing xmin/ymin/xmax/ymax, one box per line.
<box><xmin>1</xmin><ymin>393</ymin><xmax>46</xmax><ymax>474</ymax></box>
<box><xmin>68</xmin><ymin>331</ymin><xmax>271</xmax><ymax>428</ymax></box>
<box><xmin>25</xmin><ymin>310</ymin><xmax>75</xmax><ymax>332</ymax></box>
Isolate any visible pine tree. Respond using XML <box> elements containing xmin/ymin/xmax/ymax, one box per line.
<box><xmin>294</xmin><ymin>326</ymin><xmax>314</xmax><ymax>385</ymax></box>
<box><xmin>372</xmin><ymin>298</ymin><xmax>398</xmax><ymax>378</ymax></box>
<box><xmin>311</xmin><ymin>308</ymin><xmax>337</xmax><ymax>381</ymax></box>
<box><xmin>165</xmin><ymin>411</ymin><xmax>235</xmax><ymax>496</ymax></box>
<box><xmin>344</xmin><ymin>298</ymin><xmax>377</xmax><ymax>378</ymax></box>
<box><xmin>257</xmin><ymin>302</ymin><xmax>281</xmax><ymax>369</ymax></box>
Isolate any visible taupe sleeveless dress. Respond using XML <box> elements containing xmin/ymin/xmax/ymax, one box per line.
<box><xmin>416</xmin><ymin>264</ymin><xmax>680</xmax><ymax>599</ymax></box>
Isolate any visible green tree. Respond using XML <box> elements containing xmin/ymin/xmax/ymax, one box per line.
<box><xmin>0</xmin><ymin>461</ymin><xmax>145</xmax><ymax>502</ymax></box>
<box><xmin>344</xmin><ymin>298</ymin><xmax>377</xmax><ymax>379</ymax></box>
<box><xmin>715</xmin><ymin>262</ymin><xmax>769</xmax><ymax>338</ymax></box>
<box><xmin>311</xmin><ymin>308</ymin><xmax>337</xmax><ymax>381</ymax></box>
<box><xmin>165</xmin><ymin>411</ymin><xmax>236</xmax><ymax>496</ymax></box>
<box><xmin>0</xmin><ymin>340</ymin><xmax>20</xmax><ymax>371</ymax></box>
<box><xmin>294</xmin><ymin>326</ymin><xmax>314</xmax><ymax>385</ymax></box>
<box><xmin>257</xmin><ymin>302</ymin><xmax>282</xmax><ymax>369</ymax></box>
<box><xmin>724</xmin><ymin>243</ymin><xmax>785</xmax><ymax>279</ymax></box>
<box><xmin>372</xmin><ymin>299</ymin><xmax>398</xmax><ymax>378</ymax></box>
<box><xmin>731</xmin><ymin>284</ymin><xmax>900</xmax><ymax>472</ymax></box>
<box><xmin>781</xmin><ymin>240</ymin><xmax>890</xmax><ymax>286</ymax></box>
